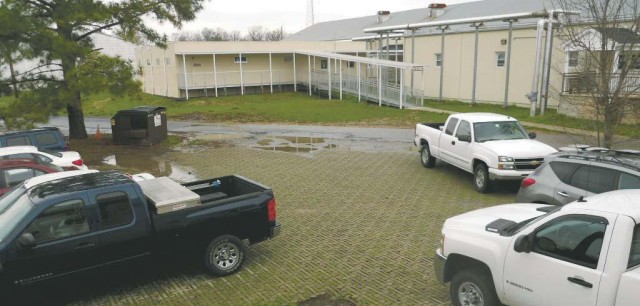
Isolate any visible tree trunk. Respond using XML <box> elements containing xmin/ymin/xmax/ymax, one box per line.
<box><xmin>603</xmin><ymin>104</ymin><xmax>623</xmax><ymax>149</ymax></box>
<box><xmin>67</xmin><ymin>93</ymin><xmax>88</xmax><ymax>139</ymax></box>
<box><xmin>7</xmin><ymin>56</ymin><xmax>19</xmax><ymax>98</ymax></box>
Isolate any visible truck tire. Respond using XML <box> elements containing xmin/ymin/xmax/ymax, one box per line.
<box><xmin>420</xmin><ymin>145</ymin><xmax>436</xmax><ymax>168</ymax></box>
<box><xmin>450</xmin><ymin>268</ymin><xmax>501</xmax><ymax>306</ymax></box>
<box><xmin>205</xmin><ymin>235</ymin><xmax>246</xmax><ymax>276</ymax></box>
<box><xmin>473</xmin><ymin>163</ymin><xmax>492</xmax><ymax>193</ymax></box>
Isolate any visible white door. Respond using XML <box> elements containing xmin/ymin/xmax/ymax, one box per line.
<box><xmin>503</xmin><ymin>213</ymin><xmax>615</xmax><ymax>306</ymax></box>
<box><xmin>438</xmin><ymin>118</ymin><xmax>461</xmax><ymax>167</ymax></box>
<box><xmin>449</xmin><ymin>120</ymin><xmax>473</xmax><ymax>170</ymax></box>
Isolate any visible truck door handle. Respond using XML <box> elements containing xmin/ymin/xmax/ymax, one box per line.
<box><xmin>76</xmin><ymin>242</ymin><xmax>96</xmax><ymax>250</ymax></box>
<box><xmin>557</xmin><ymin>191</ymin><xmax>569</xmax><ymax>197</ymax></box>
<box><xmin>567</xmin><ymin>277</ymin><xmax>593</xmax><ymax>288</ymax></box>
<box><xmin>451</xmin><ymin>141</ymin><xmax>456</xmax><ymax>145</ymax></box>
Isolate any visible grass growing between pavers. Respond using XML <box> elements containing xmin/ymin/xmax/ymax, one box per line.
<box><xmin>21</xmin><ymin>140</ymin><xmax>516</xmax><ymax>305</ymax></box>
<box><xmin>423</xmin><ymin>99</ymin><xmax>640</xmax><ymax>138</ymax></box>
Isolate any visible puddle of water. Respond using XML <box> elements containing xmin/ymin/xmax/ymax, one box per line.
<box><xmin>168</xmin><ymin>164</ymin><xmax>199</xmax><ymax>182</ymax></box>
<box><xmin>253</xmin><ymin>146</ymin><xmax>318</xmax><ymax>153</ymax></box>
<box><xmin>278</xmin><ymin>136</ymin><xmax>325</xmax><ymax>144</ymax></box>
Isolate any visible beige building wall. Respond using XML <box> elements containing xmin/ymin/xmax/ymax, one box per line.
<box><xmin>404</xmin><ymin>28</ymin><xmax>567</xmax><ymax>108</ymax></box>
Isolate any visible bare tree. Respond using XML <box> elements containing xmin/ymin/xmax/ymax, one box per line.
<box><xmin>265</xmin><ymin>27</ymin><xmax>286</xmax><ymax>41</ymax></box>
<box><xmin>556</xmin><ymin>0</ymin><xmax>640</xmax><ymax>147</ymax></box>
<box><xmin>201</xmin><ymin>27</ymin><xmax>226</xmax><ymax>41</ymax></box>
<box><xmin>226</xmin><ymin>30</ymin><xmax>242</xmax><ymax>41</ymax></box>
<box><xmin>247</xmin><ymin>26</ymin><xmax>265</xmax><ymax>41</ymax></box>
<box><xmin>171</xmin><ymin>31</ymin><xmax>203</xmax><ymax>41</ymax></box>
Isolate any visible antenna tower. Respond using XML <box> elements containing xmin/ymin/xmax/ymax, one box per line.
<box><xmin>306</xmin><ymin>0</ymin><xmax>315</xmax><ymax>27</ymax></box>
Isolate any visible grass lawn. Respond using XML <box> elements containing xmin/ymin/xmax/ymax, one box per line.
<box><xmin>80</xmin><ymin>92</ymin><xmax>451</xmax><ymax>127</ymax></box>
<box><xmin>423</xmin><ymin>99</ymin><xmax>639</xmax><ymax>138</ymax></box>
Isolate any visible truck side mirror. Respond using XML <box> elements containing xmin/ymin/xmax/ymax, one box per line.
<box><xmin>18</xmin><ymin>233</ymin><xmax>36</xmax><ymax>249</ymax></box>
<box><xmin>457</xmin><ymin>135</ymin><xmax>471</xmax><ymax>143</ymax></box>
<box><xmin>528</xmin><ymin>132</ymin><xmax>537</xmax><ymax>139</ymax></box>
<box><xmin>514</xmin><ymin>234</ymin><xmax>534</xmax><ymax>253</ymax></box>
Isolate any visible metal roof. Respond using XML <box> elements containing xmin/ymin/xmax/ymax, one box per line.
<box><xmin>298</xmin><ymin>51</ymin><xmax>425</xmax><ymax>69</ymax></box>
<box><xmin>286</xmin><ymin>0</ymin><xmax>554</xmax><ymax>41</ymax></box>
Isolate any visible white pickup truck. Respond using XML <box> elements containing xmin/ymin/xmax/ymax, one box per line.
<box><xmin>414</xmin><ymin>113</ymin><xmax>557</xmax><ymax>192</ymax></box>
<box><xmin>434</xmin><ymin>190</ymin><xmax>640</xmax><ymax>306</ymax></box>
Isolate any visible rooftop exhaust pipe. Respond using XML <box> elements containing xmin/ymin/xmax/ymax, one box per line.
<box><xmin>377</xmin><ymin>11</ymin><xmax>391</xmax><ymax>23</ymax></box>
<box><xmin>428</xmin><ymin>3</ymin><xmax>447</xmax><ymax>18</ymax></box>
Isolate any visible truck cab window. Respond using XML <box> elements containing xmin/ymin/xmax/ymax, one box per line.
<box><xmin>533</xmin><ymin>216</ymin><xmax>607</xmax><ymax>269</ymax></box>
<box><xmin>24</xmin><ymin>199</ymin><xmax>89</xmax><ymax>243</ymax></box>
<box><xmin>455</xmin><ymin>121</ymin><xmax>471</xmax><ymax>140</ymax></box>
<box><xmin>96</xmin><ymin>192</ymin><xmax>134</xmax><ymax>229</ymax></box>
<box><xmin>445</xmin><ymin>118</ymin><xmax>459</xmax><ymax>136</ymax></box>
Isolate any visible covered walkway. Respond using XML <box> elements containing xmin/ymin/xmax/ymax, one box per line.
<box><xmin>175</xmin><ymin>50</ymin><xmax>427</xmax><ymax>109</ymax></box>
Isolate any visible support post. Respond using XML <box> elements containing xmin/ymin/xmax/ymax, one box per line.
<box><xmin>213</xmin><ymin>54</ymin><xmax>218</xmax><ymax>97</ymax></box>
<box><xmin>357</xmin><ymin>62</ymin><xmax>361</xmax><ymax>101</ymax></box>
<box><xmin>328</xmin><ymin>58</ymin><xmax>332</xmax><ymax>100</ymax></box>
<box><xmin>411</xmin><ymin>29</ymin><xmax>416</xmax><ymax>92</ymax></box>
<box><xmin>378</xmin><ymin>33</ymin><xmax>383</xmax><ymax>59</ymax></box>
<box><xmin>439</xmin><ymin>26</ymin><xmax>448</xmax><ymax>101</ymax></box>
<box><xmin>308</xmin><ymin>54</ymin><xmax>312</xmax><ymax>96</ymax></box>
<box><xmin>269</xmin><ymin>53</ymin><xmax>273</xmax><ymax>93</ymax></box>
<box><xmin>503</xmin><ymin>20</ymin><xmax>514</xmax><ymax>108</ymax></box>
<box><xmin>421</xmin><ymin>69</ymin><xmax>425</xmax><ymax>106</ymax></box>
<box><xmin>386</xmin><ymin>32</ymin><xmax>390</xmax><ymax>60</ymax></box>
<box><xmin>293</xmin><ymin>53</ymin><xmax>297</xmax><ymax>92</ymax></box>
<box><xmin>239</xmin><ymin>52</ymin><xmax>244</xmax><ymax>95</ymax></box>
<box><xmin>339</xmin><ymin>60</ymin><xmax>343</xmax><ymax>100</ymax></box>
<box><xmin>378</xmin><ymin>65</ymin><xmax>382</xmax><ymax>106</ymax></box>
<box><xmin>400</xmin><ymin>68</ymin><xmax>404</xmax><ymax>109</ymax></box>
<box><xmin>182</xmin><ymin>54</ymin><xmax>189</xmax><ymax>100</ymax></box>
<box><xmin>471</xmin><ymin>23</ymin><xmax>482</xmax><ymax>105</ymax></box>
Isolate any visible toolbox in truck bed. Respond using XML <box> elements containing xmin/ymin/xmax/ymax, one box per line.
<box><xmin>137</xmin><ymin>177</ymin><xmax>201</xmax><ymax>214</ymax></box>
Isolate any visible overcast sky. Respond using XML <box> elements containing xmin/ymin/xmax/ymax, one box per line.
<box><xmin>152</xmin><ymin>0</ymin><xmax>476</xmax><ymax>36</ymax></box>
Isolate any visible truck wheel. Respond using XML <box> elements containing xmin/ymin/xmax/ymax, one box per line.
<box><xmin>205</xmin><ymin>235</ymin><xmax>246</xmax><ymax>276</ymax></box>
<box><xmin>473</xmin><ymin>163</ymin><xmax>492</xmax><ymax>193</ymax></box>
<box><xmin>420</xmin><ymin>145</ymin><xmax>436</xmax><ymax>168</ymax></box>
<box><xmin>450</xmin><ymin>268</ymin><xmax>501</xmax><ymax>306</ymax></box>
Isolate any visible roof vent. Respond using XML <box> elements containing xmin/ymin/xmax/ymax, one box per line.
<box><xmin>377</xmin><ymin>11</ymin><xmax>391</xmax><ymax>23</ymax></box>
<box><xmin>428</xmin><ymin>3</ymin><xmax>447</xmax><ymax>19</ymax></box>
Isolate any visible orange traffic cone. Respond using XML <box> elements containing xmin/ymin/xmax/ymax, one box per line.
<box><xmin>96</xmin><ymin>124</ymin><xmax>102</xmax><ymax>141</ymax></box>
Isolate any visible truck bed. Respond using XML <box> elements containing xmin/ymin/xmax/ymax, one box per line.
<box><xmin>148</xmin><ymin>175</ymin><xmax>274</xmax><ymax>232</ymax></box>
<box><xmin>419</xmin><ymin>122</ymin><xmax>445</xmax><ymax>130</ymax></box>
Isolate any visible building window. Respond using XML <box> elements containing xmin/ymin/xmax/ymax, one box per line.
<box><xmin>320</xmin><ymin>59</ymin><xmax>328</xmax><ymax>69</ymax></box>
<box><xmin>165</xmin><ymin>58</ymin><xmax>171</xmax><ymax>65</ymax></box>
<box><xmin>435</xmin><ymin>53</ymin><xmax>442</xmax><ymax>67</ymax></box>
<box><xmin>568</xmin><ymin>51</ymin><xmax>579</xmax><ymax>67</ymax></box>
<box><xmin>156</xmin><ymin>58</ymin><xmax>160</xmax><ymax>65</ymax></box>
<box><xmin>283</xmin><ymin>55</ymin><xmax>293</xmax><ymax>63</ymax></box>
<box><xmin>146</xmin><ymin>59</ymin><xmax>150</xmax><ymax>65</ymax></box>
<box><xmin>193</xmin><ymin>63</ymin><xmax>201</xmax><ymax>67</ymax></box>
<box><xmin>234</xmin><ymin>56</ymin><xmax>247</xmax><ymax>64</ymax></box>
<box><xmin>496</xmin><ymin>52</ymin><xmax>506</xmax><ymax>67</ymax></box>
<box><xmin>348</xmin><ymin>61</ymin><xmax>355</xmax><ymax>68</ymax></box>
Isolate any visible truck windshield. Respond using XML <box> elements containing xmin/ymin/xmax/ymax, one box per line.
<box><xmin>474</xmin><ymin>121</ymin><xmax>528</xmax><ymax>142</ymax></box>
<box><xmin>0</xmin><ymin>187</ymin><xmax>33</xmax><ymax>243</ymax></box>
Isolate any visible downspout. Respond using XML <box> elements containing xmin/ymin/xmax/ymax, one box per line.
<box><xmin>527</xmin><ymin>19</ymin><xmax>549</xmax><ymax>116</ymax></box>
<box><xmin>541</xmin><ymin>20</ymin><xmax>555</xmax><ymax>115</ymax></box>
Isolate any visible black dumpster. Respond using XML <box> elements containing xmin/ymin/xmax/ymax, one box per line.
<box><xmin>111</xmin><ymin>106</ymin><xmax>167</xmax><ymax>145</ymax></box>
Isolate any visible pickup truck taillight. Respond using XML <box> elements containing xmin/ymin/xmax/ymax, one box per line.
<box><xmin>267</xmin><ymin>198</ymin><xmax>276</xmax><ymax>222</ymax></box>
<box><xmin>521</xmin><ymin>178</ymin><xmax>536</xmax><ymax>188</ymax></box>
<box><xmin>72</xmin><ymin>159</ymin><xmax>84</xmax><ymax>167</ymax></box>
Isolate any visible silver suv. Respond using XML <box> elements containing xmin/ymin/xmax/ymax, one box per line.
<box><xmin>515</xmin><ymin>148</ymin><xmax>640</xmax><ymax>205</ymax></box>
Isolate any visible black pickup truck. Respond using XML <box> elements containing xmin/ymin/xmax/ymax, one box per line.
<box><xmin>0</xmin><ymin>170</ymin><xmax>280</xmax><ymax>286</ymax></box>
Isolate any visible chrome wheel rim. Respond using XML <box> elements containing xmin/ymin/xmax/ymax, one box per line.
<box><xmin>475</xmin><ymin>170</ymin><xmax>485</xmax><ymax>188</ymax></box>
<box><xmin>458</xmin><ymin>281</ymin><xmax>484</xmax><ymax>306</ymax></box>
<box><xmin>421</xmin><ymin>148</ymin><xmax>429</xmax><ymax>164</ymax></box>
<box><xmin>213</xmin><ymin>242</ymin><xmax>239</xmax><ymax>270</ymax></box>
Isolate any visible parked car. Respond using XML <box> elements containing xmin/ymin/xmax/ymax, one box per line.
<box><xmin>516</xmin><ymin>148</ymin><xmax>640</xmax><ymax>205</ymax></box>
<box><xmin>0</xmin><ymin>146</ymin><xmax>87</xmax><ymax>171</ymax></box>
<box><xmin>0</xmin><ymin>170</ymin><xmax>280</xmax><ymax>286</ymax></box>
<box><xmin>414</xmin><ymin>113</ymin><xmax>557</xmax><ymax>192</ymax></box>
<box><xmin>0</xmin><ymin>159</ymin><xmax>62</xmax><ymax>196</ymax></box>
<box><xmin>0</xmin><ymin>127</ymin><xmax>68</xmax><ymax>151</ymax></box>
<box><xmin>434</xmin><ymin>190</ymin><xmax>640</xmax><ymax>306</ymax></box>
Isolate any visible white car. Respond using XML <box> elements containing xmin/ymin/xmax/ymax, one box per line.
<box><xmin>0</xmin><ymin>146</ymin><xmax>88</xmax><ymax>171</ymax></box>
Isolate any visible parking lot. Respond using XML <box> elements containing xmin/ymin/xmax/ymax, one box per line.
<box><xmin>11</xmin><ymin>127</ymin><xmax>525</xmax><ymax>306</ymax></box>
